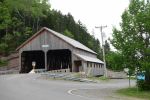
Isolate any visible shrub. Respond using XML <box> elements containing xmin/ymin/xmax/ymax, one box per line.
<box><xmin>137</xmin><ymin>80</ymin><xmax>150</xmax><ymax>91</ymax></box>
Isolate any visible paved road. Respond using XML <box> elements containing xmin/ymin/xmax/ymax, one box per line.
<box><xmin>0</xmin><ymin>74</ymin><xmax>136</xmax><ymax>100</ymax></box>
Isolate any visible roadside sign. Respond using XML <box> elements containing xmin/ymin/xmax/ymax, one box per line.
<box><xmin>137</xmin><ymin>73</ymin><xmax>145</xmax><ymax>80</ymax></box>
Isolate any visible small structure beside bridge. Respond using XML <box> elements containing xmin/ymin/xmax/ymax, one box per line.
<box><xmin>16</xmin><ymin>27</ymin><xmax>104</xmax><ymax>76</ymax></box>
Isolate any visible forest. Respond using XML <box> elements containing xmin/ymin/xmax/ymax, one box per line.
<box><xmin>0</xmin><ymin>0</ymin><xmax>102</xmax><ymax>59</ymax></box>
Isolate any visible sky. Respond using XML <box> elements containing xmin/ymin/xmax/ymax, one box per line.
<box><xmin>49</xmin><ymin>0</ymin><xmax>129</xmax><ymax>48</ymax></box>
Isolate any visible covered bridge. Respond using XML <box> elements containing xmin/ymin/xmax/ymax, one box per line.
<box><xmin>16</xmin><ymin>27</ymin><xmax>104</xmax><ymax>76</ymax></box>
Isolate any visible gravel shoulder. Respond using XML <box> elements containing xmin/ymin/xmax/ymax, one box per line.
<box><xmin>69</xmin><ymin>79</ymin><xmax>145</xmax><ymax>100</ymax></box>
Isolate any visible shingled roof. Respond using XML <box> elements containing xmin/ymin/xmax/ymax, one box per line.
<box><xmin>74</xmin><ymin>53</ymin><xmax>103</xmax><ymax>64</ymax></box>
<box><xmin>16</xmin><ymin>27</ymin><xmax>97</xmax><ymax>54</ymax></box>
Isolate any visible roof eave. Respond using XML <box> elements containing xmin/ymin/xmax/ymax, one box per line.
<box><xmin>75</xmin><ymin>47</ymin><xmax>97</xmax><ymax>55</ymax></box>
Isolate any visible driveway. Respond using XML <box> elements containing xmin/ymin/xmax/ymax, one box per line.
<box><xmin>0</xmin><ymin>74</ymin><xmax>138</xmax><ymax>100</ymax></box>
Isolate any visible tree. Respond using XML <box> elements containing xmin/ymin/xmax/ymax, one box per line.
<box><xmin>63</xmin><ymin>29</ymin><xmax>74</xmax><ymax>38</ymax></box>
<box><xmin>0</xmin><ymin>0</ymin><xmax>12</xmax><ymax>36</ymax></box>
<box><xmin>0</xmin><ymin>1</ymin><xmax>12</xmax><ymax>55</ymax></box>
<box><xmin>104</xmin><ymin>40</ymin><xmax>124</xmax><ymax>71</ymax></box>
<box><xmin>106</xmin><ymin>51</ymin><xmax>124</xmax><ymax>71</ymax></box>
<box><xmin>104</xmin><ymin>40</ymin><xmax>110</xmax><ymax>55</ymax></box>
<box><xmin>111</xmin><ymin>0</ymin><xmax>150</xmax><ymax>90</ymax></box>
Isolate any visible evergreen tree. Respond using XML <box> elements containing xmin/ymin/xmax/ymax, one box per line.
<box><xmin>104</xmin><ymin>40</ymin><xmax>110</xmax><ymax>55</ymax></box>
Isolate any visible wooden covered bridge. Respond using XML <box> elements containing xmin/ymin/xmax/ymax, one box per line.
<box><xmin>16</xmin><ymin>27</ymin><xmax>104</xmax><ymax>76</ymax></box>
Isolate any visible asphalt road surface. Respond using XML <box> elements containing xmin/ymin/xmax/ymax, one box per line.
<box><xmin>0</xmin><ymin>74</ymin><xmax>137</xmax><ymax>100</ymax></box>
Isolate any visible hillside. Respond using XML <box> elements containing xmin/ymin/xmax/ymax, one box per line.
<box><xmin>0</xmin><ymin>0</ymin><xmax>102</xmax><ymax>59</ymax></box>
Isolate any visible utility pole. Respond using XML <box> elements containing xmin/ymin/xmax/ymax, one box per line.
<box><xmin>95</xmin><ymin>25</ymin><xmax>107</xmax><ymax>77</ymax></box>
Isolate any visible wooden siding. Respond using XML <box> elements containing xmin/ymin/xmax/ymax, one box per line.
<box><xmin>20</xmin><ymin>31</ymin><xmax>75</xmax><ymax>52</ymax></box>
<box><xmin>73</xmin><ymin>48</ymin><xmax>97</xmax><ymax>58</ymax></box>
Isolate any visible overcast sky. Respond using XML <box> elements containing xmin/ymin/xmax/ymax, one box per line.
<box><xmin>49</xmin><ymin>0</ymin><xmax>129</xmax><ymax>47</ymax></box>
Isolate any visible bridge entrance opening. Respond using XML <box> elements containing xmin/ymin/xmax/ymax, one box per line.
<box><xmin>47</xmin><ymin>49</ymin><xmax>72</xmax><ymax>72</ymax></box>
<box><xmin>20</xmin><ymin>50</ymin><xmax>45</xmax><ymax>73</ymax></box>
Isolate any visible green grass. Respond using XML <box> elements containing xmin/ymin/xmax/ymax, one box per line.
<box><xmin>73</xmin><ymin>73</ymin><xmax>109</xmax><ymax>81</ymax></box>
<box><xmin>88</xmin><ymin>76</ymin><xmax>110</xmax><ymax>81</ymax></box>
<box><xmin>98</xmin><ymin>76</ymin><xmax>109</xmax><ymax>80</ymax></box>
<box><xmin>73</xmin><ymin>73</ymin><xmax>81</xmax><ymax>78</ymax></box>
<box><xmin>117</xmin><ymin>87</ymin><xmax>150</xmax><ymax>100</ymax></box>
<box><xmin>127</xmin><ymin>76</ymin><xmax>136</xmax><ymax>80</ymax></box>
<box><xmin>0</xmin><ymin>60</ymin><xmax>8</xmax><ymax>67</ymax></box>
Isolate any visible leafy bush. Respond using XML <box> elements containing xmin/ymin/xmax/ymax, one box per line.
<box><xmin>106</xmin><ymin>51</ymin><xmax>124</xmax><ymax>71</ymax></box>
<box><xmin>137</xmin><ymin>80</ymin><xmax>150</xmax><ymax>91</ymax></box>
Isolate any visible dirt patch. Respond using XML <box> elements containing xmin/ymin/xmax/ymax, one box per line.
<box><xmin>0</xmin><ymin>53</ymin><xmax>19</xmax><ymax>74</ymax></box>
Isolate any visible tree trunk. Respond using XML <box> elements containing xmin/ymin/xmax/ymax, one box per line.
<box><xmin>36</xmin><ymin>17</ymin><xmax>40</xmax><ymax>31</ymax></box>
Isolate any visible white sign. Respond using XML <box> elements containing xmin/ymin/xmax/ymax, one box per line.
<box><xmin>42</xmin><ymin>44</ymin><xmax>49</xmax><ymax>48</ymax></box>
<box><xmin>32</xmin><ymin>61</ymin><xmax>36</xmax><ymax>67</ymax></box>
<box><xmin>124</xmin><ymin>68</ymin><xmax>129</xmax><ymax>73</ymax></box>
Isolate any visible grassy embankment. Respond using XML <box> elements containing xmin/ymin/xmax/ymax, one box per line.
<box><xmin>74</xmin><ymin>73</ymin><xmax>109</xmax><ymax>81</ymax></box>
<box><xmin>117</xmin><ymin>87</ymin><xmax>150</xmax><ymax>100</ymax></box>
<box><xmin>0</xmin><ymin>60</ymin><xmax>8</xmax><ymax>67</ymax></box>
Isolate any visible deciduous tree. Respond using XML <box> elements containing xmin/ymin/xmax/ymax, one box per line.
<box><xmin>111</xmin><ymin>0</ymin><xmax>150</xmax><ymax>90</ymax></box>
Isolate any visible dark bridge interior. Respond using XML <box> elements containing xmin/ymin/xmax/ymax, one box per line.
<box><xmin>20</xmin><ymin>49</ymin><xmax>72</xmax><ymax>73</ymax></box>
<box><xmin>20</xmin><ymin>50</ymin><xmax>45</xmax><ymax>73</ymax></box>
<box><xmin>47</xmin><ymin>49</ymin><xmax>72</xmax><ymax>71</ymax></box>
